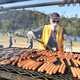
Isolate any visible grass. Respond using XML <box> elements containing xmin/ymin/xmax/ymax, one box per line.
<box><xmin>72</xmin><ymin>41</ymin><xmax>80</xmax><ymax>47</ymax></box>
<box><xmin>0</xmin><ymin>33</ymin><xmax>27</xmax><ymax>48</ymax></box>
<box><xmin>0</xmin><ymin>33</ymin><xmax>80</xmax><ymax>49</ymax></box>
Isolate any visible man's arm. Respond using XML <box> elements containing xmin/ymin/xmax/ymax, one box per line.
<box><xmin>38</xmin><ymin>25</ymin><xmax>51</xmax><ymax>50</ymax></box>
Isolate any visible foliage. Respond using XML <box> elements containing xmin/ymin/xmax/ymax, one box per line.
<box><xmin>0</xmin><ymin>10</ymin><xmax>80</xmax><ymax>36</ymax></box>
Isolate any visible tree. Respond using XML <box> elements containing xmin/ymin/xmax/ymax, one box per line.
<box><xmin>1</xmin><ymin>20</ymin><xmax>12</xmax><ymax>33</ymax></box>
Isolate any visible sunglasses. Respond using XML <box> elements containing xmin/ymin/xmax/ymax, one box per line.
<box><xmin>52</xmin><ymin>20</ymin><xmax>59</xmax><ymax>23</ymax></box>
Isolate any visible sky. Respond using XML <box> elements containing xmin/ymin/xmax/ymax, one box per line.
<box><xmin>0</xmin><ymin>0</ymin><xmax>80</xmax><ymax>17</ymax></box>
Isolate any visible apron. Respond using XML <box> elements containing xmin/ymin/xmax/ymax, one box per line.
<box><xmin>47</xmin><ymin>29</ymin><xmax>58</xmax><ymax>49</ymax></box>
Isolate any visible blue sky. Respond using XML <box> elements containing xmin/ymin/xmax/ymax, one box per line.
<box><xmin>0</xmin><ymin>0</ymin><xmax>80</xmax><ymax>17</ymax></box>
<box><xmin>32</xmin><ymin>4</ymin><xmax>80</xmax><ymax>17</ymax></box>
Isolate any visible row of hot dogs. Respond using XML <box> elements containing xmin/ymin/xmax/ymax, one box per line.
<box><xmin>0</xmin><ymin>50</ymin><xmax>80</xmax><ymax>79</ymax></box>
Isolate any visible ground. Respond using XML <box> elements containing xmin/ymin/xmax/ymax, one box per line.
<box><xmin>0</xmin><ymin>33</ymin><xmax>80</xmax><ymax>52</ymax></box>
<box><xmin>0</xmin><ymin>33</ymin><xmax>27</xmax><ymax>48</ymax></box>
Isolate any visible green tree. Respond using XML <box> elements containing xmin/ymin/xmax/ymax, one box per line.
<box><xmin>1</xmin><ymin>20</ymin><xmax>12</xmax><ymax>33</ymax></box>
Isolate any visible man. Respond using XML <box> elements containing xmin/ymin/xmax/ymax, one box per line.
<box><xmin>39</xmin><ymin>12</ymin><xmax>64</xmax><ymax>52</ymax></box>
<box><xmin>8</xmin><ymin>32</ymin><xmax>13</xmax><ymax>48</ymax></box>
<box><xmin>26</xmin><ymin>30</ymin><xmax>36</xmax><ymax>49</ymax></box>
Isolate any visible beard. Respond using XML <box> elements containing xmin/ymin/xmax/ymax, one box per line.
<box><xmin>51</xmin><ymin>23</ymin><xmax>57</xmax><ymax>31</ymax></box>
